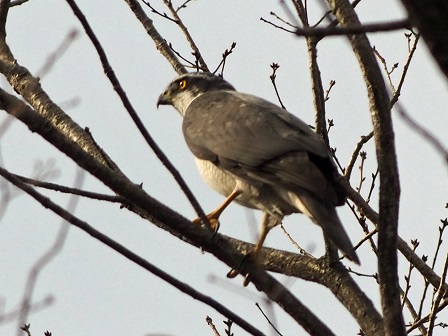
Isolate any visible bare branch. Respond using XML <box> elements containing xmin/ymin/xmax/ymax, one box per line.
<box><xmin>16</xmin><ymin>169</ymin><xmax>85</xmax><ymax>335</ymax></box>
<box><xmin>294</xmin><ymin>18</ymin><xmax>411</xmax><ymax>37</ymax></box>
<box><xmin>391</xmin><ymin>33</ymin><xmax>420</xmax><ymax>106</ymax></box>
<box><xmin>162</xmin><ymin>0</ymin><xmax>209</xmax><ymax>72</ymax></box>
<box><xmin>395</xmin><ymin>102</ymin><xmax>448</xmax><ymax>166</ymax></box>
<box><xmin>269</xmin><ymin>63</ymin><xmax>286</xmax><ymax>109</ymax></box>
<box><xmin>345</xmin><ymin>132</ymin><xmax>374</xmax><ymax>179</ymax></box>
<box><xmin>260</xmin><ymin>17</ymin><xmax>296</xmax><ymax>33</ymax></box>
<box><xmin>142</xmin><ymin>1</ymin><xmax>177</xmax><ymax>23</ymax></box>
<box><xmin>0</xmin><ymin>295</ymin><xmax>54</xmax><ymax>325</ymax></box>
<box><xmin>13</xmin><ymin>173</ymin><xmax>126</xmax><ymax>203</ymax></box>
<box><xmin>328</xmin><ymin>1</ymin><xmax>404</xmax><ymax>334</ymax></box>
<box><xmin>255</xmin><ymin>302</ymin><xmax>284</xmax><ymax>336</ymax></box>
<box><xmin>427</xmin><ymin>254</ymin><xmax>448</xmax><ymax>335</ymax></box>
<box><xmin>212</xmin><ymin>42</ymin><xmax>237</xmax><ymax>76</ymax></box>
<box><xmin>205</xmin><ymin>316</ymin><xmax>221</xmax><ymax>336</ymax></box>
<box><xmin>0</xmin><ymin>166</ymin><xmax>268</xmax><ymax>336</ymax></box>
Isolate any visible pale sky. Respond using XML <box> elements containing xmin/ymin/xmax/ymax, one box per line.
<box><xmin>1</xmin><ymin>1</ymin><xmax>447</xmax><ymax>335</ymax></box>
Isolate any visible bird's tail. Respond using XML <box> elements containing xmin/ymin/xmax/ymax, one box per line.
<box><xmin>287</xmin><ymin>192</ymin><xmax>360</xmax><ymax>264</ymax></box>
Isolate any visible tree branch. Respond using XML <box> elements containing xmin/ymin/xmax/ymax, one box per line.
<box><xmin>294</xmin><ymin>18</ymin><xmax>411</xmax><ymax>37</ymax></box>
<box><xmin>327</xmin><ymin>1</ymin><xmax>404</xmax><ymax>334</ymax></box>
<box><xmin>0</xmin><ymin>165</ymin><xmax>268</xmax><ymax>336</ymax></box>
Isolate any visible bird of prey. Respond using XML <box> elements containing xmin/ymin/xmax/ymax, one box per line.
<box><xmin>157</xmin><ymin>72</ymin><xmax>359</xmax><ymax>266</ymax></box>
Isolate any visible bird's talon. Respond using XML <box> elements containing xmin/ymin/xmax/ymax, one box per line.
<box><xmin>192</xmin><ymin>216</ymin><xmax>220</xmax><ymax>232</ymax></box>
<box><xmin>226</xmin><ymin>268</ymin><xmax>240</xmax><ymax>278</ymax></box>
<box><xmin>243</xmin><ymin>274</ymin><xmax>252</xmax><ymax>287</ymax></box>
<box><xmin>226</xmin><ymin>251</ymin><xmax>261</xmax><ymax>286</ymax></box>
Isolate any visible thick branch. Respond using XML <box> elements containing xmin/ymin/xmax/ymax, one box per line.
<box><xmin>0</xmin><ymin>45</ymin><xmax>113</xmax><ymax>169</ymax></box>
<box><xmin>327</xmin><ymin>1</ymin><xmax>403</xmax><ymax>334</ymax></box>
<box><xmin>0</xmin><ymin>166</ymin><xmax>267</xmax><ymax>336</ymax></box>
<box><xmin>294</xmin><ymin>19</ymin><xmax>411</xmax><ymax>37</ymax></box>
<box><xmin>244</xmin><ymin>240</ymin><xmax>385</xmax><ymax>335</ymax></box>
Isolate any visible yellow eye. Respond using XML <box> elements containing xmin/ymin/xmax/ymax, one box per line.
<box><xmin>179</xmin><ymin>79</ymin><xmax>187</xmax><ymax>90</ymax></box>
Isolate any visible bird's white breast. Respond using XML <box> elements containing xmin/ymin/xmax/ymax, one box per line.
<box><xmin>194</xmin><ymin>158</ymin><xmax>277</xmax><ymax>213</ymax></box>
<box><xmin>195</xmin><ymin>158</ymin><xmax>237</xmax><ymax>197</ymax></box>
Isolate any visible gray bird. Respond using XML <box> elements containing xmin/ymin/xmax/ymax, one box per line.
<box><xmin>157</xmin><ymin>72</ymin><xmax>359</xmax><ymax>265</ymax></box>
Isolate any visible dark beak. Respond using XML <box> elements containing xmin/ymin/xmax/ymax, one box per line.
<box><xmin>156</xmin><ymin>91</ymin><xmax>171</xmax><ymax>108</ymax></box>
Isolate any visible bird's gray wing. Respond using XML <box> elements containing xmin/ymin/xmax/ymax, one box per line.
<box><xmin>183</xmin><ymin>90</ymin><xmax>328</xmax><ymax>164</ymax></box>
<box><xmin>182</xmin><ymin>90</ymin><xmax>342</xmax><ymax>202</ymax></box>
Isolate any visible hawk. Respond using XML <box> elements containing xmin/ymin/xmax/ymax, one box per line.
<box><xmin>157</xmin><ymin>72</ymin><xmax>359</xmax><ymax>266</ymax></box>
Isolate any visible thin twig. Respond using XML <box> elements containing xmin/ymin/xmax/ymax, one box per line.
<box><xmin>212</xmin><ymin>42</ymin><xmax>236</xmax><ymax>76</ymax></box>
<box><xmin>260</xmin><ymin>17</ymin><xmax>295</xmax><ymax>33</ymax></box>
<box><xmin>206</xmin><ymin>316</ymin><xmax>221</xmax><ymax>336</ymax></box>
<box><xmin>417</xmin><ymin>218</ymin><xmax>448</xmax><ymax>318</ymax></box>
<box><xmin>346</xmin><ymin>201</ymin><xmax>378</xmax><ymax>254</ymax></box>
<box><xmin>427</xmin><ymin>254</ymin><xmax>448</xmax><ymax>336</ymax></box>
<box><xmin>391</xmin><ymin>33</ymin><xmax>420</xmax><ymax>106</ymax></box>
<box><xmin>0</xmin><ymin>295</ymin><xmax>54</xmax><ymax>325</ymax></box>
<box><xmin>141</xmin><ymin>1</ymin><xmax>177</xmax><ymax>23</ymax></box>
<box><xmin>176</xmin><ymin>0</ymin><xmax>194</xmax><ymax>12</ymax></box>
<box><xmin>168</xmin><ymin>42</ymin><xmax>197</xmax><ymax>68</ymax></box>
<box><xmin>352</xmin><ymin>227</ymin><xmax>377</xmax><ymax>252</ymax></box>
<box><xmin>356</xmin><ymin>151</ymin><xmax>367</xmax><ymax>194</ymax></box>
<box><xmin>407</xmin><ymin>297</ymin><xmax>448</xmax><ymax>333</ymax></box>
<box><xmin>36</xmin><ymin>29</ymin><xmax>79</xmax><ymax>77</ymax></box>
<box><xmin>16</xmin><ymin>169</ymin><xmax>85</xmax><ymax>336</ymax></box>
<box><xmin>162</xmin><ymin>0</ymin><xmax>209</xmax><ymax>72</ymax></box>
<box><xmin>255</xmin><ymin>303</ymin><xmax>284</xmax><ymax>336</ymax></box>
<box><xmin>324</xmin><ymin>80</ymin><xmax>335</xmax><ymax>101</ymax></box>
<box><xmin>270</xmin><ymin>11</ymin><xmax>298</xmax><ymax>29</ymax></box>
<box><xmin>14</xmin><ymin>173</ymin><xmax>126</xmax><ymax>203</ymax></box>
<box><xmin>279</xmin><ymin>223</ymin><xmax>314</xmax><ymax>258</ymax></box>
<box><xmin>395</xmin><ymin>102</ymin><xmax>448</xmax><ymax>166</ymax></box>
<box><xmin>345</xmin><ymin>131</ymin><xmax>374</xmax><ymax>179</ymax></box>
<box><xmin>347</xmin><ymin>269</ymin><xmax>377</xmax><ymax>279</ymax></box>
<box><xmin>269</xmin><ymin>63</ymin><xmax>286</xmax><ymax>109</ymax></box>
<box><xmin>372</xmin><ymin>46</ymin><xmax>398</xmax><ymax>91</ymax></box>
<box><xmin>365</xmin><ymin>168</ymin><xmax>379</xmax><ymax>203</ymax></box>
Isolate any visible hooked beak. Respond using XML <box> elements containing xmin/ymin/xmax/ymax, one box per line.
<box><xmin>156</xmin><ymin>90</ymin><xmax>172</xmax><ymax>108</ymax></box>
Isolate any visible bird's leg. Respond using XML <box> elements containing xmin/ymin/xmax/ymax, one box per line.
<box><xmin>192</xmin><ymin>188</ymin><xmax>242</xmax><ymax>232</ymax></box>
<box><xmin>227</xmin><ymin>212</ymin><xmax>272</xmax><ymax>287</ymax></box>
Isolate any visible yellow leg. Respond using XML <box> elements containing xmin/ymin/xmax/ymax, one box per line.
<box><xmin>193</xmin><ymin>188</ymin><xmax>242</xmax><ymax>231</ymax></box>
<box><xmin>227</xmin><ymin>213</ymin><xmax>274</xmax><ymax>286</ymax></box>
<box><xmin>253</xmin><ymin>213</ymin><xmax>271</xmax><ymax>255</ymax></box>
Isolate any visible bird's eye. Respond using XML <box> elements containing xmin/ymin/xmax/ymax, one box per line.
<box><xmin>179</xmin><ymin>79</ymin><xmax>187</xmax><ymax>90</ymax></box>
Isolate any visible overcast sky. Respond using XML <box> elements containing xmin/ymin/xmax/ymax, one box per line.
<box><xmin>1</xmin><ymin>1</ymin><xmax>447</xmax><ymax>335</ymax></box>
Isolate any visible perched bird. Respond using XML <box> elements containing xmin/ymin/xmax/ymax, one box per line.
<box><xmin>157</xmin><ymin>72</ymin><xmax>359</xmax><ymax>266</ymax></box>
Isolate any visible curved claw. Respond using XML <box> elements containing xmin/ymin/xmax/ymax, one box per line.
<box><xmin>192</xmin><ymin>215</ymin><xmax>220</xmax><ymax>232</ymax></box>
<box><xmin>191</xmin><ymin>188</ymin><xmax>242</xmax><ymax>232</ymax></box>
<box><xmin>226</xmin><ymin>252</ymin><xmax>261</xmax><ymax>287</ymax></box>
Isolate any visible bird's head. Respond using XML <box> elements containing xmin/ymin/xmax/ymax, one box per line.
<box><xmin>157</xmin><ymin>72</ymin><xmax>235</xmax><ymax>116</ymax></box>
